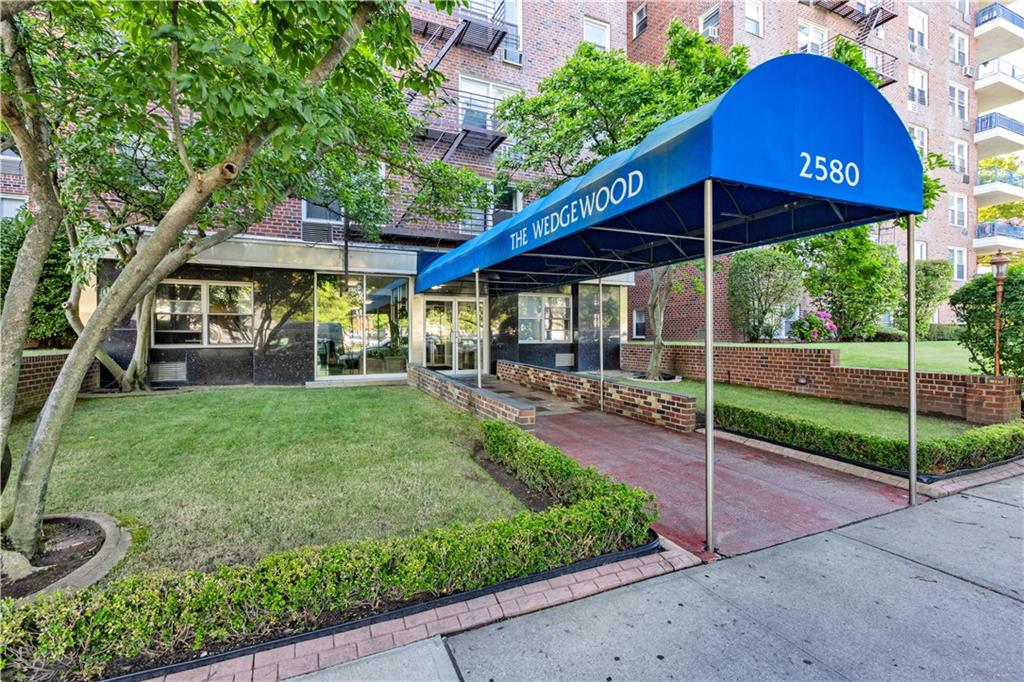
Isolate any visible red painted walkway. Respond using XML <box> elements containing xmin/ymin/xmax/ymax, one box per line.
<box><xmin>536</xmin><ymin>410</ymin><xmax>908</xmax><ymax>558</ymax></box>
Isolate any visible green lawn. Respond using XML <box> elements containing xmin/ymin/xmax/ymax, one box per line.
<box><xmin>5</xmin><ymin>386</ymin><xmax>523</xmax><ymax>575</ymax></box>
<box><xmin>652</xmin><ymin>340</ymin><xmax>973</xmax><ymax>373</ymax></box>
<box><xmin>622</xmin><ymin>378</ymin><xmax>973</xmax><ymax>441</ymax></box>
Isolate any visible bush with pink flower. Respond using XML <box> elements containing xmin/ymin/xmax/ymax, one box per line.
<box><xmin>791</xmin><ymin>309</ymin><xmax>838</xmax><ymax>343</ymax></box>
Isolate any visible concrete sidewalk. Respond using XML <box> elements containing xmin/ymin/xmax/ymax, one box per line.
<box><xmin>307</xmin><ymin>477</ymin><xmax>1023</xmax><ymax>681</ymax></box>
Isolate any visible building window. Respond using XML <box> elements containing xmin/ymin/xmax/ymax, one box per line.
<box><xmin>699</xmin><ymin>6</ymin><xmax>720</xmax><ymax>40</ymax></box>
<box><xmin>948</xmin><ymin>247</ymin><xmax>967</xmax><ymax>281</ymax></box>
<box><xmin>949</xmin><ymin>28</ymin><xmax>968</xmax><ymax>65</ymax></box>
<box><xmin>949</xmin><ymin>139</ymin><xmax>967</xmax><ymax>174</ymax></box>
<box><xmin>951</xmin><ymin>0</ymin><xmax>967</xmax><ymax>16</ymax></box>
<box><xmin>153</xmin><ymin>281</ymin><xmax>254</xmax><ymax>347</ymax></box>
<box><xmin>459</xmin><ymin>76</ymin><xmax>518</xmax><ymax>132</ymax></box>
<box><xmin>908</xmin><ymin>125</ymin><xmax>927</xmax><ymax>156</ymax></box>
<box><xmin>0</xmin><ymin>149</ymin><xmax>23</xmax><ymax>176</ymax></box>
<box><xmin>1</xmin><ymin>195</ymin><xmax>26</xmax><ymax>219</ymax></box>
<box><xmin>502</xmin><ymin>0</ymin><xmax>523</xmax><ymax>65</ymax></box>
<box><xmin>583</xmin><ymin>16</ymin><xmax>610</xmax><ymax>51</ymax></box>
<box><xmin>908</xmin><ymin>7</ymin><xmax>928</xmax><ymax>49</ymax></box>
<box><xmin>908</xmin><ymin>67</ymin><xmax>928</xmax><ymax>105</ymax></box>
<box><xmin>744</xmin><ymin>0</ymin><xmax>763</xmax><ymax>37</ymax></box>
<box><xmin>302</xmin><ymin>199</ymin><xmax>343</xmax><ymax>224</ymax></box>
<box><xmin>797</xmin><ymin>21</ymin><xmax>827</xmax><ymax>55</ymax></box>
<box><xmin>518</xmin><ymin>293</ymin><xmax>571</xmax><ymax>343</ymax></box>
<box><xmin>632</xmin><ymin>309</ymin><xmax>646</xmax><ymax>339</ymax></box>
<box><xmin>947</xmin><ymin>193</ymin><xmax>966</xmax><ymax>228</ymax></box>
<box><xmin>915</xmin><ymin>240</ymin><xmax>927</xmax><ymax>261</ymax></box>
<box><xmin>948</xmin><ymin>83</ymin><xmax>968</xmax><ymax>121</ymax></box>
<box><xmin>632</xmin><ymin>4</ymin><xmax>648</xmax><ymax>39</ymax></box>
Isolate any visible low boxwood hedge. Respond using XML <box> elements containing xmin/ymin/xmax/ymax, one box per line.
<box><xmin>711</xmin><ymin>402</ymin><xmax>1024</xmax><ymax>474</ymax></box>
<box><xmin>0</xmin><ymin>421</ymin><xmax>656</xmax><ymax>681</ymax></box>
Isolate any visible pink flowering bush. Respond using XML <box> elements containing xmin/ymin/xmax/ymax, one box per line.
<box><xmin>791</xmin><ymin>310</ymin><xmax>838</xmax><ymax>343</ymax></box>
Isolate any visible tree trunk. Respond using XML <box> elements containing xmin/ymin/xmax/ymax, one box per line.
<box><xmin>63</xmin><ymin>280</ymin><xmax>132</xmax><ymax>390</ymax></box>
<box><xmin>122</xmin><ymin>292</ymin><xmax>154</xmax><ymax>390</ymax></box>
<box><xmin>645</xmin><ymin>266</ymin><xmax>672</xmax><ymax>380</ymax></box>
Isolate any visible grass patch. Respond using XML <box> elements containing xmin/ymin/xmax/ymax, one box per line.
<box><xmin>636</xmin><ymin>340</ymin><xmax>974</xmax><ymax>373</ymax></box>
<box><xmin>623</xmin><ymin>379</ymin><xmax>972</xmax><ymax>440</ymax></box>
<box><xmin>5</xmin><ymin>386</ymin><xmax>523</xmax><ymax>575</ymax></box>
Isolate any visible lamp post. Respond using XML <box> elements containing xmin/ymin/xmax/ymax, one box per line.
<box><xmin>991</xmin><ymin>251</ymin><xmax>1011</xmax><ymax>377</ymax></box>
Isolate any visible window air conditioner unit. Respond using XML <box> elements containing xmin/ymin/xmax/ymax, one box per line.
<box><xmin>908</xmin><ymin>100</ymin><xmax>919</xmax><ymax>113</ymax></box>
<box><xmin>962</xmin><ymin>64</ymin><xmax>975</xmax><ymax>78</ymax></box>
<box><xmin>908</xmin><ymin>43</ymin><xmax>917</xmax><ymax>54</ymax></box>
<box><xmin>961</xmin><ymin>119</ymin><xmax>971</xmax><ymax>131</ymax></box>
<box><xmin>962</xmin><ymin>173</ymin><xmax>971</xmax><ymax>184</ymax></box>
<box><xmin>703</xmin><ymin>26</ymin><xmax>719</xmax><ymax>39</ymax></box>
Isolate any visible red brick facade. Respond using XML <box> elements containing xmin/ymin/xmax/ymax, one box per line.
<box><xmin>496</xmin><ymin>360</ymin><xmax>696</xmax><ymax>432</ymax></box>
<box><xmin>621</xmin><ymin>343</ymin><xmax>1023</xmax><ymax>425</ymax></box>
<box><xmin>407</xmin><ymin>364</ymin><xmax>537</xmax><ymax>429</ymax></box>
<box><xmin>15</xmin><ymin>352</ymin><xmax>99</xmax><ymax>417</ymax></box>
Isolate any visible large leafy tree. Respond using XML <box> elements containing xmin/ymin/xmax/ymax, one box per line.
<box><xmin>0</xmin><ymin>0</ymin><xmax>483</xmax><ymax>560</ymax></box>
<box><xmin>726</xmin><ymin>247</ymin><xmax>803</xmax><ymax>342</ymax></box>
<box><xmin>894</xmin><ymin>259</ymin><xmax>953</xmax><ymax>338</ymax></box>
<box><xmin>950</xmin><ymin>264</ymin><xmax>1023</xmax><ymax>375</ymax></box>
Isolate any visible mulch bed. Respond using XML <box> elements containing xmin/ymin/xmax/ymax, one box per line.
<box><xmin>2</xmin><ymin>517</ymin><xmax>104</xmax><ymax>599</ymax></box>
<box><xmin>474</xmin><ymin>449</ymin><xmax>556</xmax><ymax>512</ymax></box>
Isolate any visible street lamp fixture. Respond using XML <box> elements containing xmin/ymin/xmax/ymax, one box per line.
<box><xmin>991</xmin><ymin>251</ymin><xmax>1011</xmax><ymax>377</ymax></box>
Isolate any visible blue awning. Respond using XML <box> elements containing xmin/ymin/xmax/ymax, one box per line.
<box><xmin>415</xmin><ymin>54</ymin><xmax>924</xmax><ymax>294</ymax></box>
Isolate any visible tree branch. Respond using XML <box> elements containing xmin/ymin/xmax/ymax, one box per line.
<box><xmin>0</xmin><ymin>0</ymin><xmax>43</xmax><ymax>23</ymax></box>
<box><xmin>166</xmin><ymin>1</ymin><xmax>194</xmax><ymax>178</ymax></box>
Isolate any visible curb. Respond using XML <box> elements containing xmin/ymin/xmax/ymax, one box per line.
<box><xmin>35</xmin><ymin>511</ymin><xmax>131</xmax><ymax>597</ymax></box>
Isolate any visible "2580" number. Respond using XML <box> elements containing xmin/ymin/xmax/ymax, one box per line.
<box><xmin>799</xmin><ymin>152</ymin><xmax>860</xmax><ymax>187</ymax></box>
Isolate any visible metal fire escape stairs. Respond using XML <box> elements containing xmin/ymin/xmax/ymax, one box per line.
<box><xmin>818</xmin><ymin>1</ymin><xmax>899</xmax><ymax>89</ymax></box>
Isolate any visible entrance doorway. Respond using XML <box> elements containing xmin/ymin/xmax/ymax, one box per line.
<box><xmin>424</xmin><ymin>299</ymin><xmax>481</xmax><ymax>373</ymax></box>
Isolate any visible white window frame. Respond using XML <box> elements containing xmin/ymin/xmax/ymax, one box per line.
<box><xmin>915</xmin><ymin>240</ymin><xmax>927</xmax><ymax>261</ymax></box>
<box><xmin>518</xmin><ymin>293</ymin><xmax>573</xmax><ymax>344</ymax></box>
<box><xmin>949</xmin><ymin>138</ymin><xmax>968</xmax><ymax>174</ymax></box>
<box><xmin>0</xmin><ymin>193</ymin><xmax>27</xmax><ymax>219</ymax></box>
<box><xmin>948</xmin><ymin>82</ymin><xmax>968</xmax><ymax>122</ymax></box>
<box><xmin>699</xmin><ymin>5</ymin><xmax>720</xmax><ymax>39</ymax></box>
<box><xmin>948</xmin><ymin>28</ymin><xmax>968</xmax><ymax>65</ymax></box>
<box><xmin>632</xmin><ymin>4</ymin><xmax>648</xmax><ymax>39</ymax></box>
<box><xmin>302</xmin><ymin>198</ymin><xmax>344</xmax><ymax>225</ymax></box>
<box><xmin>797</xmin><ymin>20</ymin><xmax>827</xmax><ymax>56</ymax></box>
<box><xmin>632</xmin><ymin>309</ymin><xmax>647</xmax><ymax>339</ymax></box>
<box><xmin>152</xmin><ymin>279</ymin><xmax>255</xmax><ymax>349</ymax></box>
<box><xmin>948</xmin><ymin>247</ymin><xmax>967</xmax><ymax>281</ymax></box>
<box><xmin>501</xmin><ymin>0</ymin><xmax>523</xmax><ymax>65</ymax></box>
<box><xmin>744</xmin><ymin>0</ymin><xmax>763</xmax><ymax>37</ymax></box>
<box><xmin>908</xmin><ymin>66</ymin><xmax>928</xmax><ymax>105</ymax></box>
<box><xmin>947</xmin><ymin>193</ymin><xmax>967</xmax><ymax>228</ymax></box>
<box><xmin>908</xmin><ymin>125</ymin><xmax>927</xmax><ymax>156</ymax></box>
<box><xmin>583</xmin><ymin>16</ymin><xmax>610</xmax><ymax>51</ymax></box>
<box><xmin>908</xmin><ymin>7</ymin><xmax>928</xmax><ymax>49</ymax></box>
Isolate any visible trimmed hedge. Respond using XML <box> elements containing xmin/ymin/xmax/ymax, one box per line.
<box><xmin>0</xmin><ymin>422</ymin><xmax>656</xmax><ymax>681</ymax></box>
<box><xmin>926</xmin><ymin>323</ymin><xmax>960</xmax><ymax>341</ymax></box>
<box><xmin>711</xmin><ymin>402</ymin><xmax>1024</xmax><ymax>474</ymax></box>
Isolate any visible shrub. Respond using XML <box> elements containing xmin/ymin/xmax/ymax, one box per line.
<box><xmin>949</xmin><ymin>263</ymin><xmax>1024</xmax><ymax>376</ymax></box>
<box><xmin>791</xmin><ymin>310</ymin><xmax>838</xmax><ymax>343</ymax></box>
<box><xmin>894</xmin><ymin>260</ymin><xmax>953</xmax><ymax>338</ymax></box>
<box><xmin>926</xmin><ymin>323</ymin><xmax>960</xmax><ymax>341</ymax></box>
<box><xmin>725</xmin><ymin>247</ymin><xmax>803</xmax><ymax>342</ymax></box>
<box><xmin>870</xmin><ymin>326</ymin><xmax>908</xmax><ymax>342</ymax></box>
<box><xmin>0</xmin><ymin>422</ymin><xmax>656</xmax><ymax>681</ymax></box>
<box><xmin>710</xmin><ymin>402</ymin><xmax>1024</xmax><ymax>474</ymax></box>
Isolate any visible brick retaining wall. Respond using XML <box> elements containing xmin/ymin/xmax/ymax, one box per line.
<box><xmin>407</xmin><ymin>364</ymin><xmax>536</xmax><ymax>430</ymax></box>
<box><xmin>621</xmin><ymin>344</ymin><xmax>1022</xmax><ymax>425</ymax></box>
<box><xmin>15</xmin><ymin>352</ymin><xmax>99</xmax><ymax>416</ymax></box>
<box><xmin>496</xmin><ymin>360</ymin><xmax>696</xmax><ymax>433</ymax></box>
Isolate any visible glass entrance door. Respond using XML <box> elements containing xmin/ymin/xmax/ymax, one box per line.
<box><xmin>425</xmin><ymin>298</ymin><xmax>481</xmax><ymax>373</ymax></box>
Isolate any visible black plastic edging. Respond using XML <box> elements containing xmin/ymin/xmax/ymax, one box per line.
<box><xmin>102</xmin><ymin>532</ymin><xmax>661</xmax><ymax>682</ymax></box>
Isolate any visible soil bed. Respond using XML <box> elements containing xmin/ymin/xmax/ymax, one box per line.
<box><xmin>2</xmin><ymin>517</ymin><xmax>103</xmax><ymax>599</ymax></box>
<box><xmin>474</xmin><ymin>450</ymin><xmax>556</xmax><ymax>512</ymax></box>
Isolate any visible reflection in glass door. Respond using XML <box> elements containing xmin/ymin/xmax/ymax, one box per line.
<box><xmin>425</xmin><ymin>301</ymin><xmax>453</xmax><ymax>371</ymax></box>
<box><xmin>456</xmin><ymin>301</ymin><xmax>478</xmax><ymax>373</ymax></box>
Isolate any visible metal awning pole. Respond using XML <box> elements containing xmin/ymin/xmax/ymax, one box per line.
<box><xmin>599</xmin><ymin>276</ymin><xmax>604</xmax><ymax>413</ymax></box>
<box><xmin>907</xmin><ymin>215</ymin><xmax>917</xmax><ymax>505</ymax></box>
<box><xmin>475</xmin><ymin>269</ymin><xmax>482</xmax><ymax>389</ymax></box>
<box><xmin>703</xmin><ymin>178</ymin><xmax>715</xmax><ymax>552</ymax></box>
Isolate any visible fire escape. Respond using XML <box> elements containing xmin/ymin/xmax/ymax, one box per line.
<box><xmin>815</xmin><ymin>0</ymin><xmax>899</xmax><ymax>88</ymax></box>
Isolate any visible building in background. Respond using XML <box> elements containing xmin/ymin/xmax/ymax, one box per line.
<box><xmin>626</xmin><ymin>0</ymin><xmax>1022</xmax><ymax>341</ymax></box>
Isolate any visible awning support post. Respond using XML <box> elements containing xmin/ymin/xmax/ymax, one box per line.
<box><xmin>907</xmin><ymin>215</ymin><xmax>917</xmax><ymax>505</ymax></box>
<box><xmin>475</xmin><ymin>269</ymin><xmax>482</xmax><ymax>389</ymax></box>
<box><xmin>703</xmin><ymin>178</ymin><xmax>715</xmax><ymax>552</ymax></box>
<box><xmin>598</xmin><ymin>276</ymin><xmax>605</xmax><ymax>412</ymax></box>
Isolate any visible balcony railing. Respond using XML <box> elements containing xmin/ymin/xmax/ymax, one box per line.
<box><xmin>978</xmin><ymin>167</ymin><xmax>1024</xmax><ymax>187</ymax></box>
<box><xmin>412</xmin><ymin>87</ymin><xmax>508</xmax><ymax>152</ymax></box>
<box><xmin>979</xmin><ymin>58</ymin><xmax>1024</xmax><ymax>81</ymax></box>
<box><xmin>977</xmin><ymin>220</ymin><xmax>1024</xmax><ymax>240</ymax></box>
<box><xmin>977</xmin><ymin>2</ymin><xmax>1024</xmax><ymax>30</ymax></box>
<box><xmin>976</xmin><ymin>111</ymin><xmax>1024</xmax><ymax>136</ymax></box>
<box><xmin>815</xmin><ymin>0</ymin><xmax>898</xmax><ymax>27</ymax></box>
<box><xmin>826</xmin><ymin>36</ymin><xmax>897</xmax><ymax>87</ymax></box>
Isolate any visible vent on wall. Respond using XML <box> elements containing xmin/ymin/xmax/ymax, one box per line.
<box><xmin>555</xmin><ymin>353</ymin><xmax>574</xmax><ymax>367</ymax></box>
<box><xmin>150</xmin><ymin>361</ymin><xmax>187</xmax><ymax>382</ymax></box>
<box><xmin>301</xmin><ymin>222</ymin><xmax>333</xmax><ymax>243</ymax></box>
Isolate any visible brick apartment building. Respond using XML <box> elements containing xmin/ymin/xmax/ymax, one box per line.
<box><xmin>624</xmin><ymin>0</ymin><xmax>1024</xmax><ymax>342</ymax></box>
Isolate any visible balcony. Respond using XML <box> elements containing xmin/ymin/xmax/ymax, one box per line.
<box><xmin>976</xmin><ymin>59</ymin><xmax>1024</xmax><ymax>110</ymax></box>
<box><xmin>825</xmin><ymin>36</ymin><xmax>897</xmax><ymax>88</ymax></box>
<box><xmin>409</xmin><ymin>0</ymin><xmax>510</xmax><ymax>56</ymax></box>
<box><xmin>413</xmin><ymin>88</ymin><xmax>508</xmax><ymax>157</ymax></box>
<box><xmin>975</xmin><ymin>111</ymin><xmax>1024</xmax><ymax>157</ymax></box>
<box><xmin>974</xmin><ymin>220</ymin><xmax>1024</xmax><ymax>255</ymax></box>
<box><xmin>975</xmin><ymin>3</ymin><xmax>1024</xmax><ymax>62</ymax></box>
<box><xmin>815</xmin><ymin>1</ymin><xmax>898</xmax><ymax>29</ymax></box>
<box><xmin>975</xmin><ymin>167</ymin><xmax>1024</xmax><ymax>208</ymax></box>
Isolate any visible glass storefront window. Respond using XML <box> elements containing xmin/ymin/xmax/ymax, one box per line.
<box><xmin>153</xmin><ymin>281</ymin><xmax>253</xmax><ymax>346</ymax></box>
<box><xmin>208</xmin><ymin>284</ymin><xmax>254</xmax><ymax>345</ymax></box>
<box><xmin>365</xmin><ymin>276</ymin><xmax>410</xmax><ymax>374</ymax></box>
<box><xmin>154</xmin><ymin>283</ymin><xmax>202</xmax><ymax>345</ymax></box>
